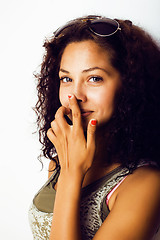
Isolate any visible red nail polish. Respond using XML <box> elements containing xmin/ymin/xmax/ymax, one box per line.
<box><xmin>90</xmin><ymin>119</ymin><xmax>97</xmax><ymax>126</ymax></box>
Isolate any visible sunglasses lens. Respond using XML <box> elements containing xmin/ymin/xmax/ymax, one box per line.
<box><xmin>90</xmin><ymin>19</ymin><xmax>119</xmax><ymax>36</ymax></box>
<box><xmin>54</xmin><ymin>18</ymin><xmax>120</xmax><ymax>38</ymax></box>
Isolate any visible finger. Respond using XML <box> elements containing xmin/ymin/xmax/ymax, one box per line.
<box><xmin>47</xmin><ymin>128</ymin><xmax>57</xmax><ymax>143</ymax></box>
<box><xmin>87</xmin><ymin>119</ymin><xmax>97</xmax><ymax>150</ymax></box>
<box><xmin>47</xmin><ymin>128</ymin><xmax>60</xmax><ymax>154</ymax></box>
<box><xmin>68</xmin><ymin>94</ymin><xmax>82</xmax><ymax>130</ymax></box>
<box><xmin>55</xmin><ymin>106</ymin><xmax>71</xmax><ymax>129</ymax></box>
<box><xmin>51</xmin><ymin>119</ymin><xmax>62</xmax><ymax>137</ymax></box>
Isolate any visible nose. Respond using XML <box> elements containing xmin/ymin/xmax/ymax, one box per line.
<box><xmin>72</xmin><ymin>82</ymin><xmax>87</xmax><ymax>103</ymax></box>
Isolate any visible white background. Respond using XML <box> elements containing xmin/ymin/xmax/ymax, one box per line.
<box><xmin>0</xmin><ymin>0</ymin><xmax>160</xmax><ymax>239</ymax></box>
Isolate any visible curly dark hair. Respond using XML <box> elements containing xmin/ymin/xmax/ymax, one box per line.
<box><xmin>34</xmin><ymin>15</ymin><xmax>160</xmax><ymax>170</ymax></box>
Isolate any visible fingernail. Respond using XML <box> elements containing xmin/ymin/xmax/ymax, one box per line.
<box><xmin>90</xmin><ymin>119</ymin><xmax>97</xmax><ymax>126</ymax></box>
<box><xmin>68</xmin><ymin>94</ymin><xmax>73</xmax><ymax>99</ymax></box>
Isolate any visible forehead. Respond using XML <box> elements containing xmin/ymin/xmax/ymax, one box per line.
<box><xmin>60</xmin><ymin>40</ymin><xmax>112</xmax><ymax>69</ymax></box>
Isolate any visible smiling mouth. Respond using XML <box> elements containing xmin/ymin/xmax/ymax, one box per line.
<box><xmin>68</xmin><ymin>109</ymin><xmax>94</xmax><ymax>121</ymax></box>
<box><xmin>80</xmin><ymin>110</ymin><xmax>93</xmax><ymax>117</ymax></box>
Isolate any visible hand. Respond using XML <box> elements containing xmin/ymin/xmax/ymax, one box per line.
<box><xmin>47</xmin><ymin>94</ymin><xmax>97</xmax><ymax>177</ymax></box>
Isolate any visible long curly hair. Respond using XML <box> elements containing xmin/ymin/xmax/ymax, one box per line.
<box><xmin>34</xmin><ymin>15</ymin><xmax>160</xmax><ymax>169</ymax></box>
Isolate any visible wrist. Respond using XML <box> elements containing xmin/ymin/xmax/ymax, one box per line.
<box><xmin>58</xmin><ymin>169</ymin><xmax>84</xmax><ymax>188</ymax></box>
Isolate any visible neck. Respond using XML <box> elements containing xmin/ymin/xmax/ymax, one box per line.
<box><xmin>82</xmin><ymin>127</ymin><xmax>121</xmax><ymax>188</ymax></box>
<box><xmin>94</xmin><ymin>128</ymin><xmax>109</xmax><ymax>164</ymax></box>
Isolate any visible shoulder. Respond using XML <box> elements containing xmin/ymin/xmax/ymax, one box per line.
<box><xmin>97</xmin><ymin>166</ymin><xmax>160</xmax><ymax>239</ymax></box>
<box><xmin>126</xmin><ymin>165</ymin><xmax>160</xmax><ymax>191</ymax></box>
<box><xmin>109</xmin><ymin>165</ymin><xmax>160</xmax><ymax>209</ymax></box>
<box><xmin>132</xmin><ymin>164</ymin><xmax>159</xmax><ymax>181</ymax></box>
<box><xmin>116</xmin><ymin>165</ymin><xmax>160</xmax><ymax>203</ymax></box>
<box><xmin>115</xmin><ymin>166</ymin><xmax>160</xmax><ymax>236</ymax></box>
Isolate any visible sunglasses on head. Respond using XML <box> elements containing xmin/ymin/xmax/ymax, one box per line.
<box><xmin>54</xmin><ymin>16</ymin><xmax>121</xmax><ymax>38</ymax></box>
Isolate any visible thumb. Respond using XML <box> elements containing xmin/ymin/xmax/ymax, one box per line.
<box><xmin>87</xmin><ymin>119</ymin><xmax>97</xmax><ymax>150</ymax></box>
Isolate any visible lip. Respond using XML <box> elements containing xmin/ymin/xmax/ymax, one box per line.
<box><xmin>80</xmin><ymin>109</ymin><xmax>93</xmax><ymax>117</ymax></box>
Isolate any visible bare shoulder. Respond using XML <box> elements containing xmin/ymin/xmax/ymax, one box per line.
<box><xmin>125</xmin><ymin>165</ymin><xmax>160</xmax><ymax>194</ymax></box>
<box><xmin>132</xmin><ymin>164</ymin><xmax>159</xmax><ymax>181</ymax></box>
<box><xmin>116</xmin><ymin>165</ymin><xmax>160</xmax><ymax>207</ymax></box>
<box><xmin>94</xmin><ymin>165</ymin><xmax>160</xmax><ymax>240</ymax></box>
<box><xmin>134</xmin><ymin>164</ymin><xmax>160</xmax><ymax>179</ymax></box>
<box><xmin>109</xmin><ymin>165</ymin><xmax>160</xmax><ymax>209</ymax></box>
<box><xmin>113</xmin><ymin>165</ymin><xmax>160</xmax><ymax>238</ymax></box>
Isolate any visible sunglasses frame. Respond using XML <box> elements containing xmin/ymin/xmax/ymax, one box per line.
<box><xmin>54</xmin><ymin>16</ymin><xmax>121</xmax><ymax>38</ymax></box>
<box><xmin>88</xmin><ymin>18</ymin><xmax>121</xmax><ymax>37</ymax></box>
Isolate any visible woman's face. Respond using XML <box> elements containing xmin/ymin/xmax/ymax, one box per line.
<box><xmin>59</xmin><ymin>40</ymin><xmax>121</xmax><ymax>129</ymax></box>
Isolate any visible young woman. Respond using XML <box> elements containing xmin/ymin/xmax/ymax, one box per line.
<box><xmin>28</xmin><ymin>15</ymin><xmax>160</xmax><ymax>240</ymax></box>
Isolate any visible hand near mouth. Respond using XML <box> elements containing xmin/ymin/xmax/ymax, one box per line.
<box><xmin>47</xmin><ymin>94</ymin><xmax>97</xmax><ymax>177</ymax></box>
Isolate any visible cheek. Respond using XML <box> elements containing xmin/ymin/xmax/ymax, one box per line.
<box><xmin>96</xmin><ymin>91</ymin><xmax>115</xmax><ymax>115</ymax></box>
<box><xmin>59</xmin><ymin>88</ymin><xmax>69</xmax><ymax>108</ymax></box>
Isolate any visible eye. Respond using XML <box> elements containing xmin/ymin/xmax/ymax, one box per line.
<box><xmin>59</xmin><ymin>77</ymin><xmax>72</xmax><ymax>83</ymax></box>
<box><xmin>88</xmin><ymin>76</ymin><xmax>103</xmax><ymax>83</ymax></box>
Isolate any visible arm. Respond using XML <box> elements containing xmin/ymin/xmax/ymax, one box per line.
<box><xmin>47</xmin><ymin>94</ymin><xmax>97</xmax><ymax>240</ymax></box>
<box><xmin>49</xmin><ymin>171</ymin><xmax>83</xmax><ymax>240</ymax></box>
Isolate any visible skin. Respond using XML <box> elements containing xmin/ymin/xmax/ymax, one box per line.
<box><xmin>47</xmin><ymin>40</ymin><xmax>160</xmax><ymax>240</ymax></box>
<box><xmin>59</xmin><ymin>40</ymin><xmax>121</xmax><ymax>129</ymax></box>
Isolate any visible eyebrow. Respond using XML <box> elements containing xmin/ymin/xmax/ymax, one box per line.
<box><xmin>59</xmin><ymin>67</ymin><xmax>110</xmax><ymax>75</ymax></box>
